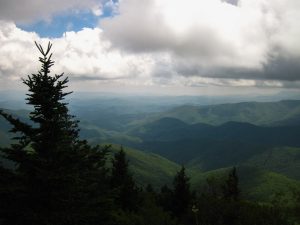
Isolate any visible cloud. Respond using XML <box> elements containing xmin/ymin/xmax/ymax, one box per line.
<box><xmin>223</xmin><ymin>0</ymin><xmax>239</xmax><ymax>5</ymax></box>
<box><xmin>0</xmin><ymin>21</ymin><xmax>155</xmax><ymax>86</ymax></box>
<box><xmin>1</xmin><ymin>0</ymin><xmax>300</xmax><ymax>92</ymax></box>
<box><xmin>101</xmin><ymin>0</ymin><xmax>300</xmax><ymax>81</ymax></box>
<box><xmin>1</xmin><ymin>19</ymin><xmax>300</xmax><ymax>92</ymax></box>
<box><xmin>0</xmin><ymin>0</ymin><xmax>106</xmax><ymax>24</ymax></box>
<box><xmin>0</xmin><ymin>21</ymin><xmax>40</xmax><ymax>79</ymax></box>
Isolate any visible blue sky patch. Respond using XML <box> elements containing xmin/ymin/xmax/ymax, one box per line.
<box><xmin>18</xmin><ymin>11</ymin><xmax>98</xmax><ymax>38</ymax></box>
<box><xmin>17</xmin><ymin>6</ymin><xmax>115</xmax><ymax>38</ymax></box>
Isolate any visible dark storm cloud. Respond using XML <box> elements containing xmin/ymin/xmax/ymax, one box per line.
<box><xmin>168</xmin><ymin>53</ymin><xmax>300</xmax><ymax>82</ymax></box>
<box><xmin>263</xmin><ymin>55</ymin><xmax>300</xmax><ymax>81</ymax></box>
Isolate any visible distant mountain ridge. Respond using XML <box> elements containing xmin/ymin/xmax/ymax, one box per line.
<box><xmin>2</xmin><ymin>99</ymin><xmax>300</xmax><ymax>206</ymax></box>
<box><xmin>150</xmin><ymin>100</ymin><xmax>300</xmax><ymax>126</ymax></box>
<box><xmin>126</xmin><ymin>117</ymin><xmax>300</xmax><ymax>174</ymax></box>
<box><xmin>130</xmin><ymin>117</ymin><xmax>300</xmax><ymax>146</ymax></box>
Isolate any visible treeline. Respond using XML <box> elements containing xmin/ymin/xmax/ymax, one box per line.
<box><xmin>107</xmin><ymin>148</ymin><xmax>299</xmax><ymax>225</ymax></box>
<box><xmin>0</xmin><ymin>43</ymin><xmax>299</xmax><ymax>225</ymax></box>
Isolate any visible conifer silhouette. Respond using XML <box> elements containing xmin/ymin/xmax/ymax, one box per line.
<box><xmin>0</xmin><ymin>42</ymin><xmax>111</xmax><ymax>225</ymax></box>
<box><xmin>172</xmin><ymin>166</ymin><xmax>191</xmax><ymax>217</ymax></box>
<box><xmin>111</xmin><ymin>146</ymin><xmax>139</xmax><ymax>211</ymax></box>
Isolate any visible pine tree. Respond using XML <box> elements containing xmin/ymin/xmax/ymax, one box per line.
<box><xmin>171</xmin><ymin>166</ymin><xmax>191</xmax><ymax>218</ymax></box>
<box><xmin>223</xmin><ymin>167</ymin><xmax>240</xmax><ymax>201</ymax></box>
<box><xmin>111</xmin><ymin>146</ymin><xmax>139</xmax><ymax>211</ymax></box>
<box><xmin>0</xmin><ymin>42</ymin><xmax>112</xmax><ymax>225</ymax></box>
<box><xmin>111</xmin><ymin>146</ymin><xmax>129</xmax><ymax>187</ymax></box>
<box><xmin>158</xmin><ymin>184</ymin><xmax>173</xmax><ymax>213</ymax></box>
<box><xmin>221</xmin><ymin>167</ymin><xmax>240</xmax><ymax>225</ymax></box>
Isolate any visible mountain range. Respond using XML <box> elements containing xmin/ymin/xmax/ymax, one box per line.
<box><xmin>1</xmin><ymin>98</ymin><xmax>300</xmax><ymax>205</ymax></box>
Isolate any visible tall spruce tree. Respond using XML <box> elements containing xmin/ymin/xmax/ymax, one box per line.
<box><xmin>223</xmin><ymin>167</ymin><xmax>240</xmax><ymax>201</ymax></box>
<box><xmin>111</xmin><ymin>146</ymin><xmax>139</xmax><ymax>211</ymax></box>
<box><xmin>0</xmin><ymin>42</ymin><xmax>112</xmax><ymax>225</ymax></box>
<box><xmin>171</xmin><ymin>166</ymin><xmax>191</xmax><ymax>218</ymax></box>
<box><xmin>221</xmin><ymin>167</ymin><xmax>240</xmax><ymax>225</ymax></box>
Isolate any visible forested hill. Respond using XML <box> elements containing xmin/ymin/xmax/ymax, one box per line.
<box><xmin>149</xmin><ymin>100</ymin><xmax>300</xmax><ymax>126</ymax></box>
<box><xmin>129</xmin><ymin>117</ymin><xmax>300</xmax><ymax>145</ymax></box>
<box><xmin>2</xmin><ymin>100</ymin><xmax>300</xmax><ymax>171</ymax></box>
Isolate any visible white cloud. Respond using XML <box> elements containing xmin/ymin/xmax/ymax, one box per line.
<box><xmin>0</xmin><ymin>21</ymin><xmax>156</xmax><ymax>88</ymax></box>
<box><xmin>1</xmin><ymin>0</ymin><xmax>300</xmax><ymax>93</ymax></box>
<box><xmin>101</xmin><ymin>0</ymin><xmax>300</xmax><ymax>81</ymax></box>
<box><xmin>0</xmin><ymin>21</ymin><xmax>40</xmax><ymax>78</ymax></box>
<box><xmin>92</xmin><ymin>5</ymin><xmax>103</xmax><ymax>16</ymax></box>
<box><xmin>53</xmin><ymin>29</ymin><xmax>156</xmax><ymax>81</ymax></box>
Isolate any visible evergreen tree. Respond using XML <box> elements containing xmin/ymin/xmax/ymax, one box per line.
<box><xmin>223</xmin><ymin>167</ymin><xmax>240</xmax><ymax>201</ymax></box>
<box><xmin>111</xmin><ymin>146</ymin><xmax>129</xmax><ymax>187</ymax></box>
<box><xmin>111</xmin><ymin>146</ymin><xmax>139</xmax><ymax>211</ymax></box>
<box><xmin>0</xmin><ymin>42</ymin><xmax>112</xmax><ymax>225</ymax></box>
<box><xmin>171</xmin><ymin>166</ymin><xmax>191</xmax><ymax>218</ymax></box>
<box><xmin>145</xmin><ymin>183</ymin><xmax>154</xmax><ymax>193</ymax></box>
<box><xmin>158</xmin><ymin>184</ymin><xmax>173</xmax><ymax>214</ymax></box>
<box><xmin>220</xmin><ymin>167</ymin><xmax>240</xmax><ymax>225</ymax></box>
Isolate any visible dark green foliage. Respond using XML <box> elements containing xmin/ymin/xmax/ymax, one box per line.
<box><xmin>0</xmin><ymin>42</ymin><xmax>112</xmax><ymax>225</ymax></box>
<box><xmin>111</xmin><ymin>146</ymin><xmax>129</xmax><ymax>187</ymax></box>
<box><xmin>109</xmin><ymin>144</ymin><xmax>180</xmax><ymax>188</ymax></box>
<box><xmin>194</xmin><ymin>194</ymin><xmax>292</xmax><ymax>225</ymax></box>
<box><xmin>135</xmin><ymin>192</ymin><xmax>178</xmax><ymax>225</ymax></box>
<box><xmin>112</xmin><ymin>192</ymin><xmax>178</xmax><ymax>225</ymax></box>
<box><xmin>293</xmin><ymin>190</ymin><xmax>300</xmax><ymax>221</ymax></box>
<box><xmin>145</xmin><ymin>183</ymin><xmax>154</xmax><ymax>193</ymax></box>
<box><xmin>172</xmin><ymin>166</ymin><xmax>192</xmax><ymax>217</ymax></box>
<box><xmin>111</xmin><ymin>146</ymin><xmax>140</xmax><ymax>211</ymax></box>
<box><xmin>157</xmin><ymin>166</ymin><xmax>192</xmax><ymax>223</ymax></box>
<box><xmin>130</xmin><ymin>119</ymin><xmax>300</xmax><ymax>171</ymax></box>
<box><xmin>223</xmin><ymin>167</ymin><xmax>240</xmax><ymax>201</ymax></box>
<box><xmin>158</xmin><ymin>184</ymin><xmax>173</xmax><ymax>213</ymax></box>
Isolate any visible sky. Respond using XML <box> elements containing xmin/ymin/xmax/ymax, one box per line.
<box><xmin>0</xmin><ymin>0</ymin><xmax>300</xmax><ymax>96</ymax></box>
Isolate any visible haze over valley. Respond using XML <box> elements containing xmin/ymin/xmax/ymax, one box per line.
<box><xmin>1</xmin><ymin>0</ymin><xmax>300</xmax><ymax>224</ymax></box>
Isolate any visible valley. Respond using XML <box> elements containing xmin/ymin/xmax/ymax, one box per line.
<box><xmin>2</xmin><ymin>96</ymin><xmax>300</xmax><ymax>206</ymax></box>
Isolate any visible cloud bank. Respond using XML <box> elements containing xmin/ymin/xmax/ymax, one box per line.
<box><xmin>101</xmin><ymin>0</ymin><xmax>300</xmax><ymax>81</ymax></box>
<box><xmin>1</xmin><ymin>0</ymin><xmax>300</xmax><ymax>92</ymax></box>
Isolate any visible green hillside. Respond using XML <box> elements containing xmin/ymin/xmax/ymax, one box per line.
<box><xmin>108</xmin><ymin>145</ymin><xmax>182</xmax><ymax>188</ymax></box>
<box><xmin>107</xmin><ymin>145</ymin><xmax>300</xmax><ymax>206</ymax></box>
<box><xmin>126</xmin><ymin>117</ymin><xmax>300</xmax><ymax>172</ymax></box>
<box><xmin>245</xmin><ymin>147</ymin><xmax>300</xmax><ymax>180</ymax></box>
<box><xmin>133</xmin><ymin>138</ymin><xmax>267</xmax><ymax>170</ymax></box>
<box><xmin>129</xmin><ymin>118</ymin><xmax>300</xmax><ymax>146</ymax></box>
<box><xmin>151</xmin><ymin>100</ymin><xmax>300</xmax><ymax>126</ymax></box>
<box><xmin>192</xmin><ymin>166</ymin><xmax>300</xmax><ymax>205</ymax></box>
<box><xmin>2</xmin><ymin>100</ymin><xmax>300</xmax><ymax>207</ymax></box>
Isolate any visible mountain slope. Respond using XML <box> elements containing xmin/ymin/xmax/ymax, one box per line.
<box><xmin>151</xmin><ymin>100</ymin><xmax>300</xmax><ymax>126</ymax></box>
<box><xmin>108</xmin><ymin>145</ymin><xmax>182</xmax><ymax>188</ymax></box>
<box><xmin>130</xmin><ymin>118</ymin><xmax>300</xmax><ymax>146</ymax></box>
<box><xmin>107</xmin><ymin>146</ymin><xmax>300</xmax><ymax>206</ymax></box>
<box><xmin>245</xmin><ymin>147</ymin><xmax>300</xmax><ymax>180</ymax></box>
<box><xmin>192</xmin><ymin>165</ymin><xmax>300</xmax><ymax>205</ymax></box>
<box><xmin>127</xmin><ymin>118</ymin><xmax>300</xmax><ymax>171</ymax></box>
